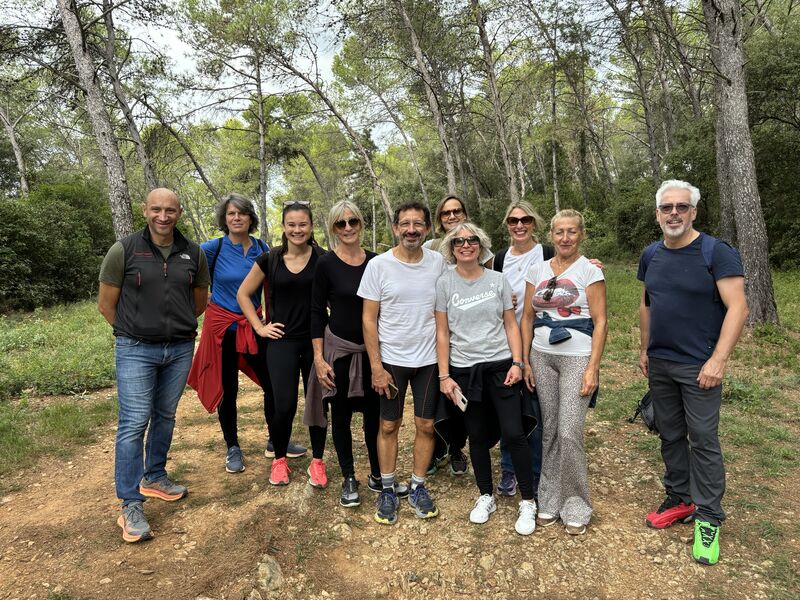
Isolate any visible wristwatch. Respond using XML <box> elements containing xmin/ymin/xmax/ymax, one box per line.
<box><xmin>512</xmin><ymin>361</ymin><xmax>525</xmax><ymax>369</ymax></box>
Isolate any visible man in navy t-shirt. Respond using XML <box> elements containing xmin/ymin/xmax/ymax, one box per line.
<box><xmin>637</xmin><ymin>180</ymin><xmax>748</xmax><ymax>566</ymax></box>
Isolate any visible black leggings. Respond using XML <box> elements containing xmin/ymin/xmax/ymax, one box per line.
<box><xmin>433</xmin><ymin>399</ymin><xmax>468</xmax><ymax>459</ymax></box>
<box><xmin>330</xmin><ymin>355</ymin><xmax>380</xmax><ymax>479</ymax></box>
<box><xmin>218</xmin><ymin>328</ymin><xmax>270</xmax><ymax>448</ymax></box>
<box><xmin>453</xmin><ymin>371</ymin><xmax>534</xmax><ymax>500</ymax></box>
<box><xmin>265</xmin><ymin>338</ymin><xmax>326</xmax><ymax>460</ymax></box>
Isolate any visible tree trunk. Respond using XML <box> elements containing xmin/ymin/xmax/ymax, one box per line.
<box><xmin>0</xmin><ymin>105</ymin><xmax>30</xmax><ymax>195</ymax></box>
<box><xmin>702</xmin><ymin>0</ymin><xmax>778</xmax><ymax>325</ymax></box>
<box><xmin>101</xmin><ymin>0</ymin><xmax>158</xmax><ymax>191</ymax></box>
<box><xmin>254</xmin><ymin>60</ymin><xmax>271</xmax><ymax>244</ymax></box>
<box><xmin>640</xmin><ymin>0</ymin><xmax>675</xmax><ymax>153</ymax></box>
<box><xmin>471</xmin><ymin>0</ymin><xmax>519</xmax><ymax>203</ymax></box>
<box><xmin>57</xmin><ymin>0</ymin><xmax>133</xmax><ymax>239</ymax></box>
<box><xmin>714</xmin><ymin>107</ymin><xmax>737</xmax><ymax>245</ymax></box>
<box><xmin>395</xmin><ymin>0</ymin><xmax>458</xmax><ymax>194</ymax></box>
<box><xmin>659</xmin><ymin>2</ymin><xmax>703</xmax><ymax>119</ymax></box>
<box><xmin>550</xmin><ymin>60</ymin><xmax>560</xmax><ymax>212</ymax></box>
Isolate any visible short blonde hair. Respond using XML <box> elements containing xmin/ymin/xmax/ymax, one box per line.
<box><xmin>327</xmin><ymin>200</ymin><xmax>364</xmax><ymax>249</ymax></box>
<box><xmin>503</xmin><ymin>200</ymin><xmax>546</xmax><ymax>236</ymax></box>
<box><xmin>548</xmin><ymin>209</ymin><xmax>587</xmax><ymax>242</ymax></box>
<box><xmin>440</xmin><ymin>222</ymin><xmax>492</xmax><ymax>264</ymax></box>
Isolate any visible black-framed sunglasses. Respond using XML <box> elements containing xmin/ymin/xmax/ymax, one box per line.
<box><xmin>451</xmin><ymin>235</ymin><xmax>480</xmax><ymax>247</ymax></box>
<box><xmin>440</xmin><ymin>208</ymin><xmax>464</xmax><ymax>219</ymax></box>
<box><xmin>542</xmin><ymin>276</ymin><xmax>558</xmax><ymax>301</ymax></box>
<box><xmin>506</xmin><ymin>215</ymin><xmax>534</xmax><ymax>226</ymax></box>
<box><xmin>334</xmin><ymin>217</ymin><xmax>361</xmax><ymax>229</ymax></box>
<box><xmin>658</xmin><ymin>203</ymin><xmax>692</xmax><ymax>214</ymax></box>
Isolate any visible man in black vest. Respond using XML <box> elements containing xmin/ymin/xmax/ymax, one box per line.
<box><xmin>98</xmin><ymin>188</ymin><xmax>210</xmax><ymax>543</ymax></box>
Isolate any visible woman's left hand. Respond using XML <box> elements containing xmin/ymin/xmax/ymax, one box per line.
<box><xmin>580</xmin><ymin>366</ymin><xmax>599</xmax><ymax>397</ymax></box>
<box><xmin>504</xmin><ymin>365</ymin><xmax>522</xmax><ymax>386</ymax></box>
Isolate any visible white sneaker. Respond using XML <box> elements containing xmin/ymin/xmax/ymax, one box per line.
<box><xmin>515</xmin><ymin>499</ymin><xmax>537</xmax><ymax>535</ymax></box>
<box><xmin>469</xmin><ymin>494</ymin><xmax>497</xmax><ymax>524</ymax></box>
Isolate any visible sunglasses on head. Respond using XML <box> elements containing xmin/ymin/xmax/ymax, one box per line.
<box><xmin>452</xmin><ymin>235</ymin><xmax>480</xmax><ymax>247</ymax></box>
<box><xmin>284</xmin><ymin>200</ymin><xmax>311</xmax><ymax>207</ymax></box>
<box><xmin>334</xmin><ymin>217</ymin><xmax>361</xmax><ymax>229</ymax></box>
<box><xmin>542</xmin><ymin>276</ymin><xmax>558</xmax><ymax>301</ymax></box>
<box><xmin>506</xmin><ymin>215</ymin><xmax>534</xmax><ymax>226</ymax></box>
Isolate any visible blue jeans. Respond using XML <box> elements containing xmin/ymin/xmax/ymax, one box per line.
<box><xmin>500</xmin><ymin>386</ymin><xmax>542</xmax><ymax>491</ymax></box>
<box><xmin>114</xmin><ymin>336</ymin><xmax>194</xmax><ymax>504</ymax></box>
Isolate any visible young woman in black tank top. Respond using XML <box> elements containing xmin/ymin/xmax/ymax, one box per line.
<box><xmin>238</xmin><ymin>202</ymin><xmax>327</xmax><ymax>488</ymax></box>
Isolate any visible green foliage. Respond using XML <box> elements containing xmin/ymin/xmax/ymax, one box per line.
<box><xmin>0</xmin><ymin>179</ymin><xmax>114</xmax><ymax>311</ymax></box>
<box><xmin>0</xmin><ymin>301</ymin><xmax>115</xmax><ymax>399</ymax></box>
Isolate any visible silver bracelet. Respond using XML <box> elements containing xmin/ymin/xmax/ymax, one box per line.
<box><xmin>438</xmin><ymin>374</ymin><xmax>450</xmax><ymax>380</ymax></box>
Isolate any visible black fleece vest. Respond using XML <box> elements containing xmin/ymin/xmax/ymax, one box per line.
<box><xmin>114</xmin><ymin>227</ymin><xmax>202</xmax><ymax>342</ymax></box>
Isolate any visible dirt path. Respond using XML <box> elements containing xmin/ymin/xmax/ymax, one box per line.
<box><xmin>0</xmin><ymin>381</ymin><xmax>795</xmax><ymax>600</ymax></box>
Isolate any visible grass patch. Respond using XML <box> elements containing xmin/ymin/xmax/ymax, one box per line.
<box><xmin>0</xmin><ymin>301</ymin><xmax>115</xmax><ymax>399</ymax></box>
<box><xmin>0</xmin><ymin>395</ymin><xmax>117</xmax><ymax>484</ymax></box>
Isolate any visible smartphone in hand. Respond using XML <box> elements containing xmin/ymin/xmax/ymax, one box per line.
<box><xmin>454</xmin><ymin>388</ymin><xmax>468</xmax><ymax>412</ymax></box>
<box><xmin>387</xmin><ymin>382</ymin><xmax>399</xmax><ymax>400</ymax></box>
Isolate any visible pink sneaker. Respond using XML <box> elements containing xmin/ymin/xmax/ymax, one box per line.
<box><xmin>269</xmin><ymin>457</ymin><xmax>291</xmax><ymax>486</ymax></box>
<box><xmin>307</xmin><ymin>458</ymin><xmax>328</xmax><ymax>488</ymax></box>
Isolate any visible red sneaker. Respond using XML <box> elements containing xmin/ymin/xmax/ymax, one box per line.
<box><xmin>269</xmin><ymin>457</ymin><xmax>291</xmax><ymax>486</ymax></box>
<box><xmin>307</xmin><ymin>458</ymin><xmax>328</xmax><ymax>489</ymax></box>
<box><xmin>646</xmin><ymin>496</ymin><xmax>695</xmax><ymax>529</ymax></box>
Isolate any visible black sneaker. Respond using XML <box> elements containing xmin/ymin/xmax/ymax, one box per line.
<box><xmin>340</xmin><ymin>476</ymin><xmax>360</xmax><ymax>508</ymax></box>
<box><xmin>367</xmin><ymin>475</ymin><xmax>409</xmax><ymax>498</ymax></box>
<box><xmin>450</xmin><ymin>449</ymin><xmax>468</xmax><ymax>476</ymax></box>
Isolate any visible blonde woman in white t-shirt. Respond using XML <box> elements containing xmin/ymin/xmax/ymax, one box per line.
<box><xmin>520</xmin><ymin>209</ymin><xmax>607</xmax><ymax>536</ymax></box>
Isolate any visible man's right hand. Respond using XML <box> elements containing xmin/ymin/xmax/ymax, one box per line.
<box><xmin>371</xmin><ymin>366</ymin><xmax>394</xmax><ymax>398</ymax></box>
<box><xmin>639</xmin><ymin>351</ymin><xmax>649</xmax><ymax>377</ymax></box>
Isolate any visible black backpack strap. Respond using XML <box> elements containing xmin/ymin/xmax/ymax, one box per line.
<box><xmin>493</xmin><ymin>247</ymin><xmax>508</xmax><ymax>272</ymax></box>
<box><xmin>208</xmin><ymin>237</ymin><xmax>224</xmax><ymax>290</ymax></box>
<box><xmin>541</xmin><ymin>244</ymin><xmax>555</xmax><ymax>260</ymax></box>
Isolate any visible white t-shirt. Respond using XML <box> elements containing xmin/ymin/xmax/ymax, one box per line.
<box><xmin>525</xmin><ymin>255</ymin><xmax>605</xmax><ymax>357</ymax></box>
<box><xmin>357</xmin><ymin>248</ymin><xmax>446</xmax><ymax>367</ymax></box>
<box><xmin>501</xmin><ymin>244</ymin><xmax>545</xmax><ymax>323</ymax></box>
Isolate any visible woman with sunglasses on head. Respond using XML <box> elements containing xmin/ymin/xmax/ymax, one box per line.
<box><xmin>491</xmin><ymin>201</ymin><xmax>551</xmax><ymax>498</ymax></box>
<box><xmin>188</xmin><ymin>194</ymin><xmax>270</xmax><ymax>475</ymax></box>
<box><xmin>520</xmin><ymin>209</ymin><xmax>607</xmax><ymax>536</ymax></box>
<box><xmin>307</xmin><ymin>201</ymin><xmax>408</xmax><ymax>507</ymax></box>
<box><xmin>435</xmin><ymin>223</ymin><xmax>537</xmax><ymax>535</ymax></box>
<box><xmin>237</xmin><ymin>201</ymin><xmax>327</xmax><ymax>488</ymax></box>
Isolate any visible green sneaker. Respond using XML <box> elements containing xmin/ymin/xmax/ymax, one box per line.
<box><xmin>692</xmin><ymin>520</ymin><xmax>720</xmax><ymax>565</ymax></box>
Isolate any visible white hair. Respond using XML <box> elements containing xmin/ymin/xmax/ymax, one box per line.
<box><xmin>656</xmin><ymin>180</ymin><xmax>700</xmax><ymax>207</ymax></box>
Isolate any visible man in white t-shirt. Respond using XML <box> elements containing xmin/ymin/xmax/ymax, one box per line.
<box><xmin>358</xmin><ymin>202</ymin><xmax>446</xmax><ymax>525</ymax></box>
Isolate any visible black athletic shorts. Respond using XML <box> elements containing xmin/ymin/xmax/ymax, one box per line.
<box><xmin>380</xmin><ymin>362</ymin><xmax>439</xmax><ymax>421</ymax></box>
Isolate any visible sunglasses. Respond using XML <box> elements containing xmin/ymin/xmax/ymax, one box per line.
<box><xmin>334</xmin><ymin>217</ymin><xmax>361</xmax><ymax>229</ymax></box>
<box><xmin>440</xmin><ymin>208</ymin><xmax>464</xmax><ymax>219</ymax></box>
<box><xmin>542</xmin><ymin>276</ymin><xmax>558</xmax><ymax>301</ymax></box>
<box><xmin>658</xmin><ymin>203</ymin><xmax>692</xmax><ymax>214</ymax></box>
<box><xmin>284</xmin><ymin>200</ymin><xmax>311</xmax><ymax>207</ymax></box>
<box><xmin>452</xmin><ymin>235</ymin><xmax>480</xmax><ymax>247</ymax></box>
<box><xmin>506</xmin><ymin>216</ymin><xmax>534</xmax><ymax>226</ymax></box>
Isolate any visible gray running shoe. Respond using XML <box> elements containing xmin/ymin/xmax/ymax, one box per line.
<box><xmin>117</xmin><ymin>501</ymin><xmax>153</xmax><ymax>543</ymax></box>
<box><xmin>225</xmin><ymin>445</ymin><xmax>245</xmax><ymax>473</ymax></box>
<box><xmin>139</xmin><ymin>476</ymin><xmax>188</xmax><ymax>502</ymax></box>
<box><xmin>264</xmin><ymin>439</ymin><xmax>308</xmax><ymax>458</ymax></box>
<box><xmin>367</xmin><ymin>475</ymin><xmax>409</xmax><ymax>498</ymax></box>
<box><xmin>497</xmin><ymin>470</ymin><xmax>518</xmax><ymax>496</ymax></box>
<box><xmin>340</xmin><ymin>476</ymin><xmax>360</xmax><ymax>507</ymax></box>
